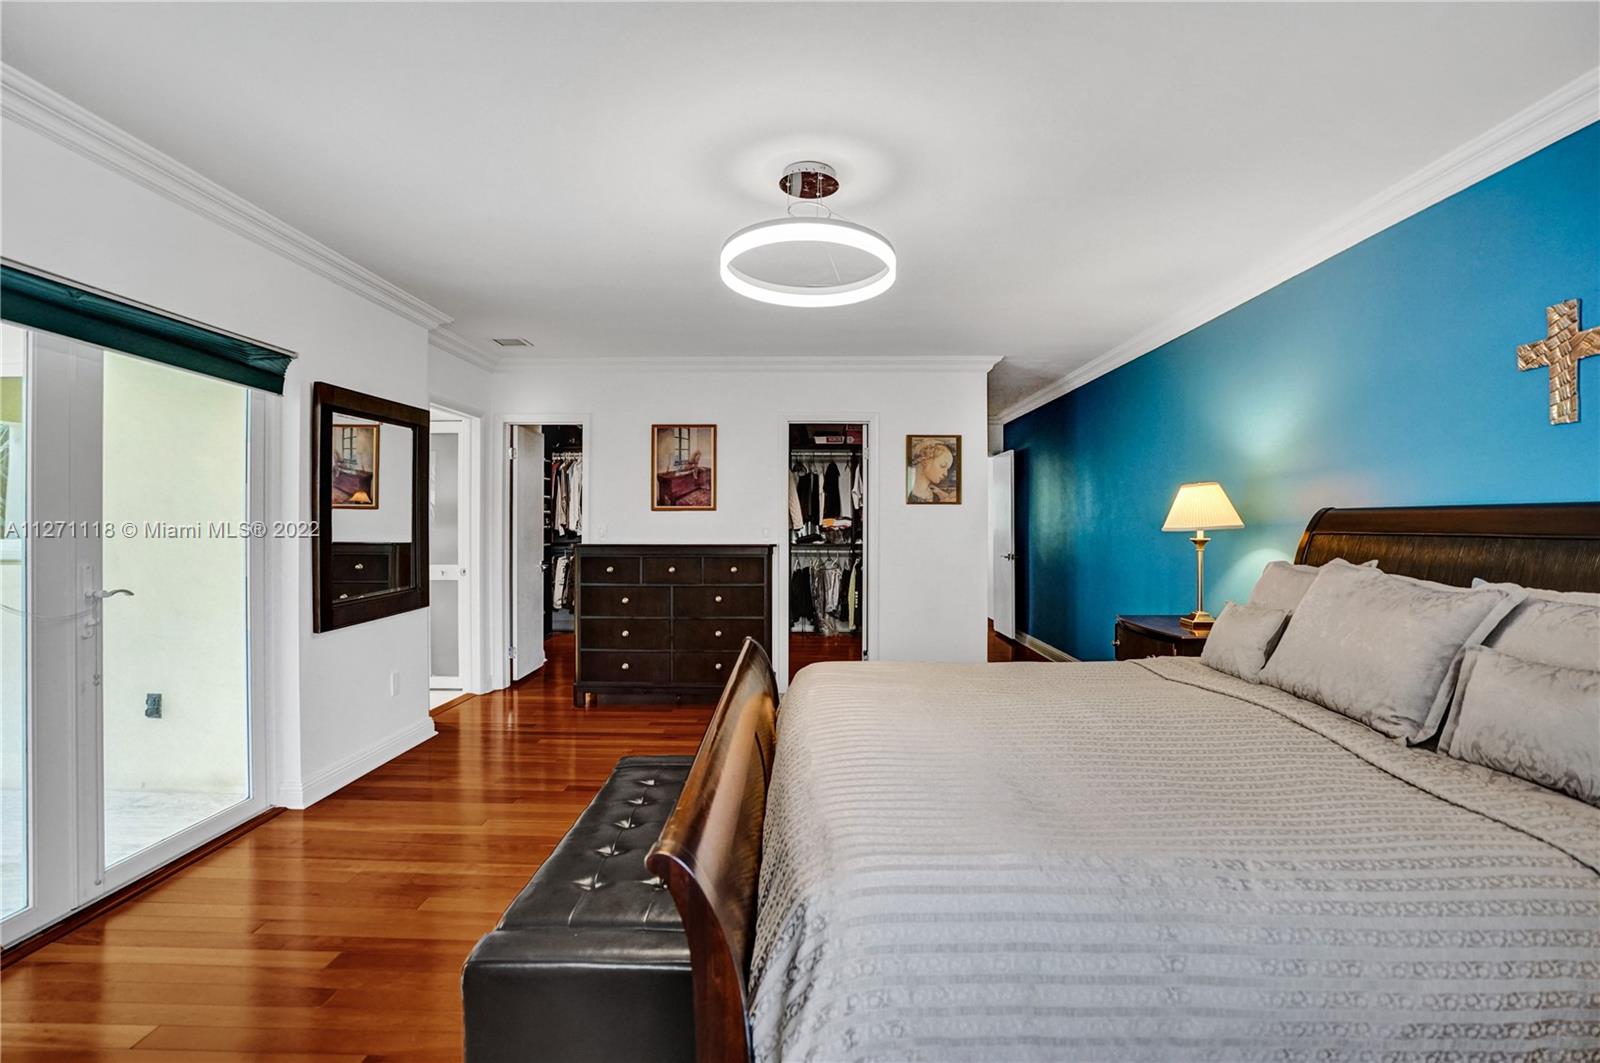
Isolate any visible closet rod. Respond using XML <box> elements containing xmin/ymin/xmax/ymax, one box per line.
<box><xmin>790</xmin><ymin>448</ymin><xmax>860</xmax><ymax>459</ymax></box>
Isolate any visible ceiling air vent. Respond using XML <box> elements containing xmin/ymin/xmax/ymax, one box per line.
<box><xmin>492</xmin><ymin>337</ymin><xmax>533</xmax><ymax>348</ymax></box>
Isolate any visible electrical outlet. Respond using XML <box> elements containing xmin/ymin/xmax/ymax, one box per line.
<box><xmin>389</xmin><ymin>671</ymin><xmax>399</xmax><ymax>697</ymax></box>
<box><xmin>144</xmin><ymin>693</ymin><xmax>162</xmax><ymax>719</ymax></box>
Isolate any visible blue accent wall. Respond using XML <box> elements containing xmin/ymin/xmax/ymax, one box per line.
<box><xmin>1004</xmin><ymin>123</ymin><xmax>1600</xmax><ymax>661</ymax></box>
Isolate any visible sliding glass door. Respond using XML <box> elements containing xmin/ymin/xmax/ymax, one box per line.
<box><xmin>0</xmin><ymin>323</ymin><xmax>268</xmax><ymax>945</ymax></box>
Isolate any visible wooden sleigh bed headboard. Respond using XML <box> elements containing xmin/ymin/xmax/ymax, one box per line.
<box><xmin>1297</xmin><ymin>502</ymin><xmax>1600</xmax><ymax>591</ymax></box>
<box><xmin>649</xmin><ymin>501</ymin><xmax>1600</xmax><ymax>1063</ymax></box>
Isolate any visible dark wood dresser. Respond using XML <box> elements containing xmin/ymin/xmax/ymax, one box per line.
<box><xmin>1113</xmin><ymin>614</ymin><xmax>1208</xmax><ymax>660</ymax></box>
<box><xmin>574</xmin><ymin>544</ymin><xmax>774</xmax><ymax>706</ymax></box>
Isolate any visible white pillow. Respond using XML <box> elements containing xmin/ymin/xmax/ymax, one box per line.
<box><xmin>1259</xmin><ymin>560</ymin><xmax>1524</xmax><ymax>742</ymax></box>
<box><xmin>1443</xmin><ymin>646</ymin><xmax>1599</xmax><ymax>807</ymax></box>
<box><xmin>1200</xmin><ymin>603</ymin><xmax>1289</xmax><ymax>683</ymax></box>
<box><xmin>1247</xmin><ymin>558</ymin><xmax>1378</xmax><ymax>613</ymax></box>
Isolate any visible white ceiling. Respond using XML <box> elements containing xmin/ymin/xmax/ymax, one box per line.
<box><xmin>3</xmin><ymin>3</ymin><xmax>1596</xmax><ymax>415</ymax></box>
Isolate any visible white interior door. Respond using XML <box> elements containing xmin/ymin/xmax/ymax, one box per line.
<box><xmin>2</xmin><ymin>323</ymin><xmax>267</xmax><ymax>946</ymax></box>
<box><xmin>508</xmin><ymin>425</ymin><xmax>545</xmax><ymax>681</ymax></box>
<box><xmin>428</xmin><ymin>418</ymin><xmax>467</xmax><ymax>690</ymax></box>
<box><xmin>989</xmin><ymin>451</ymin><xmax>1017</xmax><ymax>640</ymax></box>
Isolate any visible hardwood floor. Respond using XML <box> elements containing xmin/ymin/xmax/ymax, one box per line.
<box><xmin>0</xmin><ymin>634</ymin><xmax>714</xmax><ymax>1063</ymax></box>
<box><xmin>787</xmin><ymin>631</ymin><xmax>862</xmax><ymax>680</ymax></box>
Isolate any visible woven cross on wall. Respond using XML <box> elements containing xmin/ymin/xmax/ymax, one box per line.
<box><xmin>1517</xmin><ymin>299</ymin><xmax>1600</xmax><ymax>425</ymax></box>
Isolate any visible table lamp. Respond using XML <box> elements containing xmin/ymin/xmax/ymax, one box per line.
<box><xmin>1162</xmin><ymin>481</ymin><xmax>1244</xmax><ymax>631</ymax></box>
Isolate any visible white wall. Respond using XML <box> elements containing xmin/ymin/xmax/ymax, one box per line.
<box><xmin>2</xmin><ymin>116</ymin><xmax>435</xmax><ymax>809</ymax></box>
<box><xmin>477</xmin><ymin>362</ymin><xmax>993</xmax><ymax>689</ymax></box>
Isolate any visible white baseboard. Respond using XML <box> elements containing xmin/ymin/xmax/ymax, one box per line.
<box><xmin>1017</xmin><ymin>631</ymin><xmax>1079</xmax><ymax>663</ymax></box>
<box><xmin>274</xmin><ymin>717</ymin><xmax>436</xmax><ymax>810</ymax></box>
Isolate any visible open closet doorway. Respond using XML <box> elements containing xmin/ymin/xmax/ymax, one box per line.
<box><xmin>788</xmin><ymin>422</ymin><xmax>867</xmax><ymax>681</ymax></box>
<box><xmin>506</xmin><ymin>422</ymin><xmax>584</xmax><ymax>683</ymax></box>
<box><xmin>428</xmin><ymin>405</ymin><xmax>480</xmax><ymax>709</ymax></box>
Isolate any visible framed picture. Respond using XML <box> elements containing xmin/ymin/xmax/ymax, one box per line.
<box><xmin>331</xmin><ymin>421</ymin><xmax>380</xmax><ymax>508</ymax></box>
<box><xmin>906</xmin><ymin>434</ymin><xmax>961</xmax><ymax>504</ymax></box>
<box><xmin>652</xmin><ymin>424</ymin><xmax>716</xmax><ymax>511</ymax></box>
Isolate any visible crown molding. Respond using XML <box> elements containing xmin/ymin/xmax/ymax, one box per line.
<box><xmin>495</xmin><ymin>352</ymin><xmax>1001</xmax><ymax>373</ymax></box>
<box><xmin>428</xmin><ymin>326</ymin><xmax>501</xmax><ymax>372</ymax></box>
<box><xmin>1</xmin><ymin>63</ymin><xmax>453</xmax><ymax>332</ymax></box>
<box><xmin>996</xmin><ymin>67</ymin><xmax>1600</xmax><ymax>424</ymax></box>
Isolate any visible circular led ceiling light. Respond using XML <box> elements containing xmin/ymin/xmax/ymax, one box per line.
<box><xmin>720</xmin><ymin>161</ymin><xmax>896</xmax><ymax>308</ymax></box>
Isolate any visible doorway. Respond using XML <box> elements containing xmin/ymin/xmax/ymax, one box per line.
<box><xmin>787</xmin><ymin>422</ymin><xmax>867</xmax><ymax>681</ymax></box>
<box><xmin>1</xmin><ymin>322</ymin><xmax>269</xmax><ymax>946</ymax></box>
<box><xmin>505</xmin><ymin>421</ymin><xmax>585</xmax><ymax>684</ymax></box>
<box><xmin>428</xmin><ymin>406</ymin><xmax>480</xmax><ymax>708</ymax></box>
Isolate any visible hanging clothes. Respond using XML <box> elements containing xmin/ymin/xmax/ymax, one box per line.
<box><xmin>551</xmin><ymin>551</ymin><xmax>574</xmax><ymax>610</ymax></box>
<box><xmin>566</xmin><ymin>456</ymin><xmax>583</xmax><ymax>534</ymax></box>
<box><xmin>822</xmin><ymin>461</ymin><xmax>843</xmax><ymax>520</ymax></box>
<box><xmin>790</xmin><ymin>564</ymin><xmax>816</xmax><ymax>628</ymax></box>
<box><xmin>788</xmin><ymin>466</ymin><xmax>804</xmax><ymax>530</ymax></box>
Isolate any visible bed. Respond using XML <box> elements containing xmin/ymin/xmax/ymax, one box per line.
<box><xmin>646</xmin><ymin>503</ymin><xmax>1600</xmax><ymax>1063</ymax></box>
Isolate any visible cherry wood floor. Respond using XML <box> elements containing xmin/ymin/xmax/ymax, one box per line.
<box><xmin>0</xmin><ymin>634</ymin><xmax>713</xmax><ymax>1063</ymax></box>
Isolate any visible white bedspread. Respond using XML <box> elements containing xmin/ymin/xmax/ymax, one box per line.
<box><xmin>749</xmin><ymin>659</ymin><xmax>1600</xmax><ymax>1062</ymax></box>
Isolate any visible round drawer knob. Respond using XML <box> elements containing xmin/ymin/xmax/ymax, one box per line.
<box><xmin>668</xmin><ymin>565</ymin><xmax>676</xmax><ymax>573</ymax></box>
<box><xmin>714</xmin><ymin>629</ymin><xmax>723</xmax><ymax>637</ymax></box>
<box><xmin>621</xmin><ymin>662</ymin><xmax>630</xmax><ymax>671</ymax></box>
<box><xmin>730</xmin><ymin>565</ymin><xmax>739</xmax><ymax>573</ymax></box>
<box><xmin>354</xmin><ymin>563</ymin><xmax>365</xmax><ymax>570</ymax></box>
<box><xmin>715</xmin><ymin>662</ymin><xmax>724</xmax><ymax>671</ymax></box>
<box><xmin>605</xmin><ymin>565</ymin><xmax>615</xmax><ymax>573</ymax></box>
<box><xmin>622</xmin><ymin>629</ymin><xmax>630</xmax><ymax>638</ymax></box>
<box><xmin>621</xmin><ymin>596</ymin><xmax>630</xmax><ymax>604</ymax></box>
<box><xmin>714</xmin><ymin>595</ymin><xmax>723</xmax><ymax>603</ymax></box>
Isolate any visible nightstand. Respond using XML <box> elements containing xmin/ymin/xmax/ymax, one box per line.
<box><xmin>1113</xmin><ymin>615</ymin><xmax>1208</xmax><ymax>660</ymax></box>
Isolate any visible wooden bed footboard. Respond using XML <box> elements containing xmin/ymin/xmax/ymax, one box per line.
<box><xmin>646</xmin><ymin>637</ymin><xmax>778</xmax><ymax>1063</ymax></box>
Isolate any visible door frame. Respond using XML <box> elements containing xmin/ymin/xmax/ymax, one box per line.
<box><xmin>490</xmin><ymin>412</ymin><xmax>590</xmax><ymax>692</ymax></box>
<box><xmin>427</xmin><ymin>407</ymin><xmax>481</xmax><ymax>694</ymax></box>
<box><xmin>1</xmin><ymin>328</ymin><xmax>273</xmax><ymax>946</ymax></box>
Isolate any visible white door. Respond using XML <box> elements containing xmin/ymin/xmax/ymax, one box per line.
<box><xmin>1</xmin><ymin>323</ymin><xmax>267</xmax><ymax>946</ymax></box>
<box><xmin>428</xmin><ymin>417</ymin><xmax>468</xmax><ymax>690</ymax></box>
<box><xmin>989</xmin><ymin>451</ymin><xmax>1017</xmax><ymax>640</ymax></box>
<box><xmin>508</xmin><ymin>426</ymin><xmax>546</xmax><ymax>681</ymax></box>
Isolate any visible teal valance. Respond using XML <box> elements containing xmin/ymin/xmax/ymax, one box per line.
<box><xmin>1</xmin><ymin>263</ymin><xmax>294</xmax><ymax>393</ymax></box>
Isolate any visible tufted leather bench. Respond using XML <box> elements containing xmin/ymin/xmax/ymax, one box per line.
<box><xmin>462</xmin><ymin>755</ymin><xmax>695</xmax><ymax>1063</ymax></box>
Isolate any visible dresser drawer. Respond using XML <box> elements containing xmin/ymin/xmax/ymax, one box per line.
<box><xmin>701</xmin><ymin>557</ymin><xmax>765</xmax><ymax>585</ymax></box>
<box><xmin>583</xmin><ymin>585</ymin><xmax>670</xmax><ymax>617</ymax></box>
<box><xmin>673</xmin><ymin>585</ymin><xmax>764</xmax><ymax>618</ymax></box>
<box><xmin>673</xmin><ymin>651</ymin><xmax>740</xmax><ymax>685</ymax></box>
<box><xmin>581</xmin><ymin>555</ymin><xmax>641</xmax><ymax>584</ymax></box>
<box><xmin>582</xmin><ymin>618</ymin><xmax>671</xmax><ymax>650</ymax></box>
<box><xmin>580</xmin><ymin>651</ymin><xmax>671</xmax><ymax>685</ymax></box>
<box><xmin>642</xmin><ymin>556</ymin><xmax>702</xmax><ymax>584</ymax></box>
<box><xmin>673</xmin><ymin>619</ymin><xmax>766</xmax><ymax>652</ymax></box>
<box><xmin>330</xmin><ymin>550</ymin><xmax>391</xmax><ymax>584</ymax></box>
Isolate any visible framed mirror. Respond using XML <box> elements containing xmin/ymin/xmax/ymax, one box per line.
<box><xmin>311</xmin><ymin>382</ymin><xmax>429</xmax><ymax>632</ymax></box>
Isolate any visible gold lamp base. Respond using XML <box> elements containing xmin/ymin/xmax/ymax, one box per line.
<box><xmin>1178</xmin><ymin>610</ymin><xmax>1216</xmax><ymax>632</ymax></box>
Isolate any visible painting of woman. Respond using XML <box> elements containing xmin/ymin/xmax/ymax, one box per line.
<box><xmin>905</xmin><ymin>435</ymin><xmax>960</xmax><ymax>504</ymax></box>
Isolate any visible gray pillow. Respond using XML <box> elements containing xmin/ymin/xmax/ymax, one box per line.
<box><xmin>1247</xmin><ymin>558</ymin><xmax>1378</xmax><ymax>613</ymax></box>
<box><xmin>1443</xmin><ymin>646</ymin><xmax>1599</xmax><ymax>807</ymax></box>
<box><xmin>1259</xmin><ymin>560</ymin><xmax>1524</xmax><ymax>742</ymax></box>
<box><xmin>1200</xmin><ymin>602</ymin><xmax>1289</xmax><ymax>683</ymax></box>
<box><xmin>1438</xmin><ymin>595</ymin><xmax>1599</xmax><ymax>748</ymax></box>
<box><xmin>1471</xmin><ymin>577</ymin><xmax>1600</xmax><ymax>606</ymax></box>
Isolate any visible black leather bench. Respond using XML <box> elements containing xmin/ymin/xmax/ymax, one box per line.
<box><xmin>462</xmin><ymin>755</ymin><xmax>695</xmax><ymax>1063</ymax></box>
